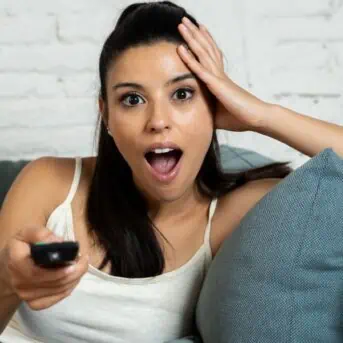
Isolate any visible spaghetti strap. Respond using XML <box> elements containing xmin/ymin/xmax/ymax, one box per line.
<box><xmin>203</xmin><ymin>198</ymin><xmax>218</xmax><ymax>245</ymax></box>
<box><xmin>62</xmin><ymin>157</ymin><xmax>82</xmax><ymax>206</ymax></box>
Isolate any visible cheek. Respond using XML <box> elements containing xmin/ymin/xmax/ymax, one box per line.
<box><xmin>109</xmin><ymin>106</ymin><xmax>139</xmax><ymax>138</ymax></box>
<box><xmin>174</xmin><ymin>103</ymin><xmax>214</xmax><ymax>139</ymax></box>
<box><xmin>177</xmin><ymin>101</ymin><xmax>214</xmax><ymax>162</ymax></box>
<box><xmin>109</xmin><ymin>116</ymin><xmax>140</xmax><ymax>161</ymax></box>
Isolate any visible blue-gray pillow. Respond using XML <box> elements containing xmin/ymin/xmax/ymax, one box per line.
<box><xmin>196</xmin><ymin>148</ymin><xmax>343</xmax><ymax>342</ymax></box>
<box><xmin>219</xmin><ymin>145</ymin><xmax>274</xmax><ymax>173</ymax></box>
<box><xmin>166</xmin><ymin>336</ymin><xmax>202</xmax><ymax>343</ymax></box>
<box><xmin>167</xmin><ymin>146</ymin><xmax>275</xmax><ymax>343</ymax></box>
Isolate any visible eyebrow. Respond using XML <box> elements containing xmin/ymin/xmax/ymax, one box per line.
<box><xmin>112</xmin><ymin>72</ymin><xmax>196</xmax><ymax>91</ymax></box>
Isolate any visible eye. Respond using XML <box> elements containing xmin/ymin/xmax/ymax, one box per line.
<box><xmin>173</xmin><ymin>88</ymin><xmax>194</xmax><ymax>101</ymax></box>
<box><xmin>120</xmin><ymin>92</ymin><xmax>145</xmax><ymax>107</ymax></box>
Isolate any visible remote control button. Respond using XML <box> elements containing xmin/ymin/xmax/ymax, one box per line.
<box><xmin>48</xmin><ymin>252</ymin><xmax>60</xmax><ymax>262</ymax></box>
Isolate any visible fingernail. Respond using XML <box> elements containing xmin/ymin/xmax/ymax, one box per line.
<box><xmin>181</xmin><ymin>43</ymin><xmax>190</xmax><ymax>51</ymax></box>
<box><xmin>182</xmin><ymin>17</ymin><xmax>190</xmax><ymax>24</ymax></box>
<box><xmin>179</xmin><ymin>44</ymin><xmax>187</xmax><ymax>52</ymax></box>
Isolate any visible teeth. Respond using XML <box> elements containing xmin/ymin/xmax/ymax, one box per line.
<box><xmin>152</xmin><ymin>148</ymin><xmax>174</xmax><ymax>154</ymax></box>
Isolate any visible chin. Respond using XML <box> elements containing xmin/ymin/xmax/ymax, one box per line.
<box><xmin>146</xmin><ymin>185</ymin><xmax>185</xmax><ymax>203</ymax></box>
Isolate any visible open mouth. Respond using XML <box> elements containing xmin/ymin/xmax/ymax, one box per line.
<box><xmin>144</xmin><ymin>149</ymin><xmax>183</xmax><ymax>175</ymax></box>
<box><xmin>145</xmin><ymin>149</ymin><xmax>182</xmax><ymax>174</ymax></box>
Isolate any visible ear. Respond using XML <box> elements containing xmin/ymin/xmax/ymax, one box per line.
<box><xmin>98</xmin><ymin>96</ymin><xmax>107</xmax><ymax>126</ymax></box>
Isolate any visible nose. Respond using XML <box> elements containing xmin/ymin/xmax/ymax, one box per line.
<box><xmin>145</xmin><ymin>102</ymin><xmax>171</xmax><ymax>133</ymax></box>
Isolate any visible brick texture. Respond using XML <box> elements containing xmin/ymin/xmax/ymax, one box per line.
<box><xmin>0</xmin><ymin>0</ymin><xmax>342</xmax><ymax>169</ymax></box>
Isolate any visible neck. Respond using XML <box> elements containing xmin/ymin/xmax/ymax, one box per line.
<box><xmin>145</xmin><ymin>184</ymin><xmax>211</xmax><ymax>225</ymax></box>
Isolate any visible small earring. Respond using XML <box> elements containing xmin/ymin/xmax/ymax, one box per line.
<box><xmin>107</xmin><ymin>127</ymin><xmax>112</xmax><ymax>137</ymax></box>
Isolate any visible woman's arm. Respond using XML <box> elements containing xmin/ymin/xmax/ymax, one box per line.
<box><xmin>0</xmin><ymin>158</ymin><xmax>57</xmax><ymax>332</ymax></box>
<box><xmin>0</xmin><ymin>250</ymin><xmax>21</xmax><ymax>334</ymax></box>
<box><xmin>256</xmin><ymin>104</ymin><xmax>343</xmax><ymax>158</ymax></box>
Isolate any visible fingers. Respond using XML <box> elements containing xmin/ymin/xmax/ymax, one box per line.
<box><xmin>26</xmin><ymin>285</ymin><xmax>78</xmax><ymax>311</ymax></box>
<box><xmin>177</xmin><ymin>45</ymin><xmax>214</xmax><ymax>85</ymax></box>
<box><xmin>4</xmin><ymin>226</ymin><xmax>89</xmax><ymax>311</ymax></box>
<box><xmin>178</xmin><ymin>24</ymin><xmax>217</xmax><ymax>74</ymax></box>
<box><xmin>13</xmin><ymin>255</ymin><xmax>89</xmax><ymax>310</ymax></box>
<box><xmin>8</xmin><ymin>227</ymin><xmax>64</xmax><ymax>265</ymax></box>
<box><xmin>179</xmin><ymin>18</ymin><xmax>218</xmax><ymax>65</ymax></box>
<box><xmin>178</xmin><ymin>17</ymin><xmax>224</xmax><ymax>74</ymax></box>
<box><xmin>198</xmin><ymin>24</ymin><xmax>217</xmax><ymax>51</ymax></box>
<box><xmin>199</xmin><ymin>24</ymin><xmax>224</xmax><ymax>69</ymax></box>
<box><xmin>24</xmin><ymin>255</ymin><xmax>89</xmax><ymax>310</ymax></box>
<box><xmin>11</xmin><ymin>252</ymin><xmax>89</xmax><ymax>289</ymax></box>
<box><xmin>15</xmin><ymin>226</ymin><xmax>64</xmax><ymax>245</ymax></box>
<box><xmin>17</xmin><ymin>277</ymin><xmax>80</xmax><ymax>303</ymax></box>
<box><xmin>33</xmin><ymin>254</ymin><xmax>88</xmax><ymax>286</ymax></box>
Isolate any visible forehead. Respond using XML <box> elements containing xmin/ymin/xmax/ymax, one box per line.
<box><xmin>108</xmin><ymin>41</ymin><xmax>190</xmax><ymax>83</ymax></box>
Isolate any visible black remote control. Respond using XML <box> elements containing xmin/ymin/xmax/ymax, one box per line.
<box><xmin>30</xmin><ymin>241</ymin><xmax>79</xmax><ymax>268</ymax></box>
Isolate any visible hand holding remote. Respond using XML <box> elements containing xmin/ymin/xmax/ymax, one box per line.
<box><xmin>3</xmin><ymin>226</ymin><xmax>89</xmax><ymax>311</ymax></box>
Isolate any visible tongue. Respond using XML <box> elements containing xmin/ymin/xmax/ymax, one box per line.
<box><xmin>149</xmin><ymin>154</ymin><xmax>178</xmax><ymax>174</ymax></box>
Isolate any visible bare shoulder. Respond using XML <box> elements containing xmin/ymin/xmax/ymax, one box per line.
<box><xmin>28</xmin><ymin>156</ymin><xmax>95</xmax><ymax>211</ymax></box>
<box><xmin>0</xmin><ymin>156</ymin><xmax>86</xmax><ymax>249</ymax></box>
<box><xmin>2</xmin><ymin>157</ymin><xmax>62</xmax><ymax>211</ymax></box>
<box><xmin>211</xmin><ymin>178</ymin><xmax>283</xmax><ymax>255</ymax></box>
<box><xmin>230</xmin><ymin>177</ymin><xmax>283</xmax><ymax>202</ymax></box>
<box><xmin>1</xmin><ymin>156</ymin><xmax>83</xmax><ymax>217</ymax></box>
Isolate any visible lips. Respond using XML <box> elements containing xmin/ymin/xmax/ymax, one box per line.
<box><xmin>143</xmin><ymin>141</ymin><xmax>182</xmax><ymax>155</ymax></box>
<box><xmin>142</xmin><ymin>141</ymin><xmax>184</xmax><ymax>183</ymax></box>
<box><xmin>144</xmin><ymin>152</ymin><xmax>183</xmax><ymax>183</ymax></box>
<box><xmin>144</xmin><ymin>149</ymin><xmax>183</xmax><ymax>166</ymax></box>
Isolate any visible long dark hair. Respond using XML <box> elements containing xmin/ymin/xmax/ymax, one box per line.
<box><xmin>86</xmin><ymin>1</ymin><xmax>293</xmax><ymax>278</ymax></box>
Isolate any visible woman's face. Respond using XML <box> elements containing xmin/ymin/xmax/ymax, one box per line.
<box><xmin>102</xmin><ymin>41</ymin><xmax>214</xmax><ymax>203</ymax></box>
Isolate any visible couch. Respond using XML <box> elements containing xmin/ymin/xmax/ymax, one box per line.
<box><xmin>2</xmin><ymin>147</ymin><xmax>342</xmax><ymax>343</ymax></box>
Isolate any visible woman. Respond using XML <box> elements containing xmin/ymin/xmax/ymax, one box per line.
<box><xmin>0</xmin><ymin>1</ymin><xmax>342</xmax><ymax>342</ymax></box>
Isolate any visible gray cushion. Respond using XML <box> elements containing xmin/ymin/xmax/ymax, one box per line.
<box><xmin>219</xmin><ymin>145</ymin><xmax>274</xmax><ymax>172</ymax></box>
<box><xmin>166</xmin><ymin>336</ymin><xmax>202</xmax><ymax>343</ymax></box>
<box><xmin>0</xmin><ymin>160</ymin><xmax>30</xmax><ymax>207</ymax></box>
<box><xmin>196</xmin><ymin>148</ymin><xmax>343</xmax><ymax>342</ymax></box>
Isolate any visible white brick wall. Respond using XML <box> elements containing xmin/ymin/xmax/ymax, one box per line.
<box><xmin>0</xmin><ymin>0</ymin><xmax>342</xmax><ymax>169</ymax></box>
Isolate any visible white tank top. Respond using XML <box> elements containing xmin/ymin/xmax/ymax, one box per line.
<box><xmin>0</xmin><ymin>157</ymin><xmax>218</xmax><ymax>343</ymax></box>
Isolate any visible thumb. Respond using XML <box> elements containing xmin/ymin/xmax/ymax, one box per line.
<box><xmin>15</xmin><ymin>226</ymin><xmax>64</xmax><ymax>245</ymax></box>
<box><xmin>7</xmin><ymin>227</ymin><xmax>64</xmax><ymax>266</ymax></box>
